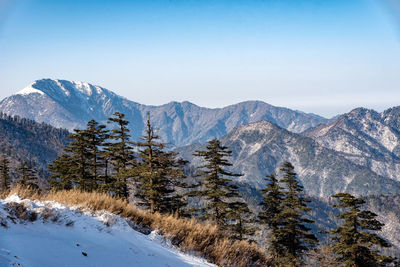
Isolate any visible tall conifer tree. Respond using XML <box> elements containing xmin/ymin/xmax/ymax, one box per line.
<box><xmin>49</xmin><ymin>127</ymin><xmax>92</xmax><ymax>191</ymax></box>
<box><xmin>330</xmin><ymin>193</ymin><xmax>393</xmax><ymax>267</ymax></box>
<box><xmin>131</xmin><ymin>113</ymin><xmax>188</xmax><ymax>214</ymax></box>
<box><xmin>192</xmin><ymin>138</ymin><xmax>243</xmax><ymax>228</ymax></box>
<box><xmin>0</xmin><ymin>157</ymin><xmax>11</xmax><ymax>191</ymax></box>
<box><xmin>17</xmin><ymin>161</ymin><xmax>39</xmax><ymax>189</ymax></box>
<box><xmin>48</xmin><ymin>154</ymin><xmax>73</xmax><ymax>191</ymax></box>
<box><xmin>66</xmin><ymin>128</ymin><xmax>92</xmax><ymax>191</ymax></box>
<box><xmin>85</xmin><ymin>120</ymin><xmax>109</xmax><ymax>190</ymax></box>
<box><xmin>259</xmin><ymin>173</ymin><xmax>285</xmax><ymax>257</ymax></box>
<box><xmin>274</xmin><ymin>162</ymin><xmax>318</xmax><ymax>265</ymax></box>
<box><xmin>106</xmin><ymin>112</ymin><xmax>135</xmax><ymax>198</ymax></box>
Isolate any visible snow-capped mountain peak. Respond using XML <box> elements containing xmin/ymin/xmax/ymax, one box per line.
<box><xmin>16</xmin><ymin>84</ymin><xmax>46</xmax><ymax>96</ymax></box>
<box><xmin>15</xmin><ymin>79</ymin><xmax>114</xmax><ymax>99</ymax></box>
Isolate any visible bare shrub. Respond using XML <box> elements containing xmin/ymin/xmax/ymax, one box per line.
<box><xmin>41</xmin><ymin>208</ymin><xmax>56</xmax><ymax>220</ymax></box>
<box><xmin>5</xmin><ymin>202</ymin><xmax>37</xmax><ymax>222</ymax></box>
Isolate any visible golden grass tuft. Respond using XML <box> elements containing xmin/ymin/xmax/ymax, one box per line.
<box><xmin>2</xmin><ymin>186</ymin><xmax>267</xmax><ymax>266</ymax></box>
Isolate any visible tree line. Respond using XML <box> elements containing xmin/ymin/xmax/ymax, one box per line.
<box><xmin>1</xmin><ymin>111</ymin><xmax>395</xmax><ymax>266</ymax></box>
<box><xmin>0</xmin><ymin>157</ymin><xmax>40</xmax><ymax>191</ymax></box>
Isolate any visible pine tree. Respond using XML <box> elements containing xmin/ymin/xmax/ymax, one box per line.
<box><xmin>275</xmin><ymin>162</ymin><xmax>318</xmax><ymax>265</ymax></box>
<box><xmin>330</xmin><ymin>193</ymin><xmax>393</xmax><ymax>267</ymax></box>
<box><xmin>17</xmin><ymin>161</ymin><xmax>39</xmax><ymax>189</ymax></box>
<box><xmin>228</xmin><ymin>200</ymin><xmax>257</xmax><ymax>241</ymax></box>
<box><xmin>49</xmin><ymin>120</ymin><xmax>110</xmax><ymax>192</ymax></box>
<box><xmin>48</xmin><ymin>154</ymin><xmax>73</xmax><ymax>191</ymax></box>
<box><xmin>50</xmin><ymin>128</ymin><xmax>93</xmax><ymax>191</ymax></box>
<box><xmin>0</xmin><ymin>157</ymin><xmax>11</xmax><ymax>191</ymax></box>
<box><xmin>106</xmin><ymin>112</ymin><xmax>135</xmax><ymax>198</ymax></box>
<box><xmin>49</xmin><ymin>117</ymin><xmax>133</xmax><ymax>195</ymax></box>
<box><xmin>131</xmin><ymin>113</ymin><xmax>188</xmax><ymax>214</ymax></box>
<box><xmin>192</xmin><ymin>138</ymin><xmax>243</xmax><ymax>228</ymax></box>
<box><xmin>258</xmin><ymin>173</ymin><xmax>285</xmax><ymax>257</ymax></box>
<box><xmin>85</xmin><ymin>120</ymin><xmax>109</xmax><ymax>191</ymax></box>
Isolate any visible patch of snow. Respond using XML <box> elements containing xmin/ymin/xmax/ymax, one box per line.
<box><xmin>54</xmin><ymin>80</ymin><xmax>70</xmax><ymax>96</ymax></box>
<box><xmin>74</xmin><ymin>81</ymin><xmax>93</xmax><ymax>96</ymax></box>
<box><xmin>248</xmin><ymin>142</ymin><xmax>262</xmax><ymax>154</ymax></box>
<box><xmin>95</xmin><ymin>86</ymin><xmax>103</xmax><ymax>95</ymax></box>
<box><xmin>16</xmin><ymin>85</ymin><xmax>45</xmax><ymax>96</ymax></box>
<box><xmin>0</xmin><ymin>195</ymin><xmax>215</xmax><ymax>267</ymax></box>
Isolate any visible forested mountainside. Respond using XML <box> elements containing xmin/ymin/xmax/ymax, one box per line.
<box><xmin>0</xmin><ymin>113</ymin><xmax>70</xmax><ymax>182</ymax></box>
<box><xmin>0</xmin><ymin>79</ymin><xmax>328</xmax><ymax>146</ymax></box>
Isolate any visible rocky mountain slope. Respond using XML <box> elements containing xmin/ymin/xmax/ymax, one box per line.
<box><xmin>0</xmin><ymin>79</ymin><xmax>328</xmax><ymax>147</ymax></box>
<box><xmin>306</xmin><ymin>107</ymin><xmax>400</xmax><ymax>182</ymax></box>
<box><xmin>177</xmin><ymin>121</ymin><xmax>400</xmax><ymax>197</ymax></box>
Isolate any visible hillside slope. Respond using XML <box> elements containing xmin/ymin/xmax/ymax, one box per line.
<box><xmin>0</xmin><ymin>195</ymin><xmax>214</xmax><ymax>267</ymax></box>
<box><xmin>0</xmin><ymin>113</ymin><xmax>70</xmax><ymax>182</ymax></box>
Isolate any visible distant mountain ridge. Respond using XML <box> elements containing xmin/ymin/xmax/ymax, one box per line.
<box><xmin>0</xmin><ymin>79</ymin><xmax>329</xmax><ymax>147</ymax></box>
<box><xmin>176</xmin><ymin>120</ymin><xmax>400</xmax><ymax>197</ymax></box>
<box><xmin>306</xmin><ymin>107</ymin><xmax>400</xmax><ymax>182</ymax></box>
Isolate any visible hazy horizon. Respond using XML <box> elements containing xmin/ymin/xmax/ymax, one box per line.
<box><xmin>1</xmin><ymin>0</ymin><xmax>400</xmax><ymax>118</ymax></box>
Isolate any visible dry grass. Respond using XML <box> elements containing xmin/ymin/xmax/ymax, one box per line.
<box><xmin>2</xmin><ymin>186</ymin><xmax>268</xmax><ymax>267</ymax></box>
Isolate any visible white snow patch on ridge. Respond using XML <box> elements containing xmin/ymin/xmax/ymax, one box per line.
<box><xmin>0</xmin><ymin>195</ymin><xmax>215</xmax><ymax>267</ymax></box>
<box><xmin>249</xmin><ymin>142</ymin><xmax>263</xmax><ymax>154</ymax></box>
<box><xmin>16</xmin><ymin>85</ymin><xmax>45</xmax><ymax>96</ymax></box>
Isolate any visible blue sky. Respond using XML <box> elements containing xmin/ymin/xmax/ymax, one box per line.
<box><xmin>0</xmin><ymin>0</ymin><xmax>400</xmax><ymax>117</ymax></box>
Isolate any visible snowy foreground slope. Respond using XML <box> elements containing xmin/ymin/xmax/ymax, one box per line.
<box><xmin>0</xmin><ymin>195</ymin><xmax>215</xmax><ymax>267</ymax></box>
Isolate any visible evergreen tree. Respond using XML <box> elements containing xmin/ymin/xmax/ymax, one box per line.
<box><xmin>192</xmin><ymin>138</ymin><xmax>243</xmax><ymax>228</ymax></box>
<box><xmin>106</xmin><ymin>112</ymin><xmax>135</xmax><ymax>198</ymax></box>
<box><xmin>330</xmin><ymin>193</ymin><xmax>393</xmax><ymax>267</ymax></box>
<box><xmin>0</xmin><ymin>157</ymin><xmax>11</xmax><ymax>191</ymax></box>
<box><xmin>49</xmin><ymin>120</ymin><xmax>109</xmax><ymax>192</ymax></box>
<box><xmin>17</xmin><ymin>161</ymin><xmax>39</xmax><ymax>189</ymax></box>
<box><xmin>155</xmin><ymin>149</ymin><xmax>189</xmax><ymax>215</ymax></box>
<box><xmin>51</xmin><ymin>128</ymin><xmax>92</xmax><ymax>191</ymax></box>
<box><xmin>228</xmin><ymin>200</ymin><xmax>257</xmax><ymax>241</ymax></box>
<box><xmin>258</xmin><ymin>173</ymin><xmax>285</xmax><ymax>257</ymax></box>
<box><xmin>85</xmin><ymin>120</ymin><xmax>109</xmax><ymax>190</ymax></box>
<box><xmin>275</xmin><ymin>162</ymin><xmax>318</xmax><ymax>265</ymax></box>
<box><xmin>131</xmin><ymin>113</ymin><xmax>188</xmax><ymax>214</ymax></box>
<box><xmin>48</xmin><ymin>154</ymin><xmax>73</xmax><ymax>191</ymax></box>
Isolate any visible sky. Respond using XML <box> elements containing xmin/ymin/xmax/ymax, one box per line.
<box><xmin>0</xmin><ymin>0</ymin><xmax>400</xmax><ymax>118</ymax></box>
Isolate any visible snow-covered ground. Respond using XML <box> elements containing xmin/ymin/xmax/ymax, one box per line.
<box><xmin>0</xmin><ymin>195</ymin><xmax>215</xmax><ymax>267</ymax></box>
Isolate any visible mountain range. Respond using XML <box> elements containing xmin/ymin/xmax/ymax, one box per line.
<box><xmin>176</xmin><ymin>120</ymin><xmax>400</xmax><ymax>197</ymax></box>
<box><xmin>0</xmin><ymin>79</ymin><xmax>328</xmax><ymax>147</ymax></box>
<box><xmin>2</xmin><ymin>78</ymin><xmax>400</xmax><ymax>198</ymax></box>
